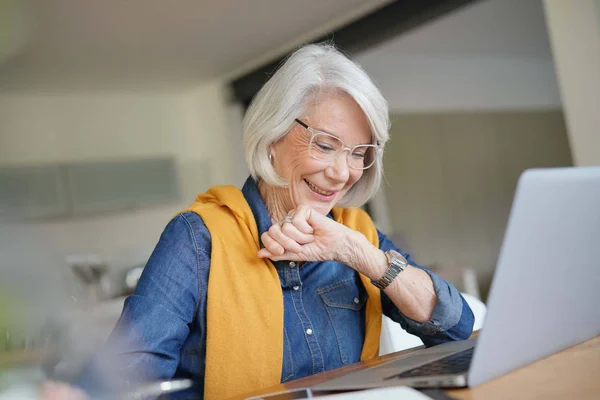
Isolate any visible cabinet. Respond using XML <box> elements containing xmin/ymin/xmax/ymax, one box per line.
<box><xmin>0</xmin><ymin>157</ymin><xmax>179</xmax><ymax>220</ymax></box>
<box><xmin>0</xmin><ymin>165</ymin><xmax>67</xmax><ymax>219</ymax></box>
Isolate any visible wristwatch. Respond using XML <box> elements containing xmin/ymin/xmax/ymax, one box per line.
<box><xmin>371</xmin><ymin>250</ymin><xmax>408</xmax><ymax>290</ymax></box>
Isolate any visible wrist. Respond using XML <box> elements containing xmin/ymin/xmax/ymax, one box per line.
<box><xmin>370</xmin><ymin>249</ymin><xmax>409</xmax><ymax>290</ymax></box>
<box><xmin>334</xmin><ymin>229</ymin><xmax>361</xmax><ymax>266</ymax></box>
<box><xmin>344</xmin><ymin>232</ymin><xmax>387</xmax><ymax>279</ymax></box>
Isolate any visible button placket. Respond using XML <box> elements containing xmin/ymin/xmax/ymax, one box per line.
<box><xmin>285</xmin><ymin>262</ymin><xmax>324</xmax><ymax>374</ymax></box>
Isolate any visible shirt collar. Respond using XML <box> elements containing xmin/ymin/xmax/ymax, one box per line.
<box><xmin>241</xmin><ymin>176</ymin><xmax>273</xmax><ymax>248</ymax></box>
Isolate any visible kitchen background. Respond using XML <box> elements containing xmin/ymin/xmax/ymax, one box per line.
<box><xmin>1</xmin><ymin>0</ymin><xmax>599</xmax><ymax>379</ymax></box>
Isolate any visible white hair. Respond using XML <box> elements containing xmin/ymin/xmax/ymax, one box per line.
<box><xmin>243</xmin><ymin>43</ymin><xmax>389</xmax><ymax>207</ymax></box>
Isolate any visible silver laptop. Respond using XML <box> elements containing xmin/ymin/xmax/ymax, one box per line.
<box><xmin>314</xmin><ymin>167</ymin><xmax>600</xmax><ymax>390</ymax></box>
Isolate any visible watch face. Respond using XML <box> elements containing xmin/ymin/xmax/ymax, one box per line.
<box><xmin>389</xmin><ymin>250</ymin><xmax>408</xmax><ymax>265</ymax></box>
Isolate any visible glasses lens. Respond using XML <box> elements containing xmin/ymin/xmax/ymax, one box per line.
<box><xmin>349</xmin><ymin>145</ymin><xmax>377</xmax><ymax>170</ymax></box>
<box><xmin>309</xmin><ymin>133</ymin><xmax>343</xmax><ymax>161</ymax></box>
<box><xmin>308</xmin><ymin>132</ymin><xmax>378</xmax><ymax>170</ymax></box>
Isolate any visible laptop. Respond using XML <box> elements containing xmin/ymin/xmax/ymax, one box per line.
<box><xmin>313</xmin><ymin>167</ymin><xmax>600</xmax><ymax>390</ymax></box>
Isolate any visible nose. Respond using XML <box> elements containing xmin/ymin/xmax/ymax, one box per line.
<box><xmin>325</xmin><ymin>150</ymin><xmax>351</xmax><ymax>183</ymax></box>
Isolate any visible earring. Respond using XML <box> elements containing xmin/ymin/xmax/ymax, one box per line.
<box><xmin>269</xmin><ymin>153</ymin><xmax>273</xmax><ymax>163</ymax></box>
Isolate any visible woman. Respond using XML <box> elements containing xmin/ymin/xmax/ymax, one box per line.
<box><xmin>62</xmin><ymin>43</ymin><xmax>474</xmax><ymax>400</ymax></box>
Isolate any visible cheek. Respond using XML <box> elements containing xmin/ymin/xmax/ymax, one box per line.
<box><xmin>274</xmin><ymin>136</ymin><xmax>311</xmax><ymax>177</ymax></box>
<box><xmin>350</xmin><ymin>170</ymin><xmax>364</xmax><ymax>184</ymax></box>
<box><xmin>343</xmin><ymin>170</ymin><xmax>364</xmax><ymax>192</ymax></box>
<box><xmin>288</xmin><ymin>159</ymin><xmax>326</xmax><ymax>183</ymax></box>
<box><xmin>283</xmin><ymin>136</ymin><xmax>311</xmax><ymax>161</ymax></box>
<box><xmin>287</xmin><ymin>134</ymin><xmax>310</xmax><ymax>155</ymax></box>
<box><xmin>287</xmin><ymin>138</ymin><xmax>322</xmax><ymax>174</ymax></box>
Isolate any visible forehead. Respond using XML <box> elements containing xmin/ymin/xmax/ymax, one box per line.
<box><xmin>303</xmin><ymin>92</ymin><xmax>372</xmax><ymax>145</ymax></box>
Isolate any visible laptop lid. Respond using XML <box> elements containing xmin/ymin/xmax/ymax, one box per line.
<box><xmin>468</xmin><ymin>167</ymin><xmax>600</xmax><ymax>387</ymax></box>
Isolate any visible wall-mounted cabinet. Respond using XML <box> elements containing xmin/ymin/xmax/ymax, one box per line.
<box><xmin>0</xmin><ymin>165</ymin><xmax>68</xmax><ymax>219</ymax></box>
<box><xmin>67</xmin><ymin>158</ymin><xmax>179</xmax><ymax>214</ymax></box>
<box><xmin>0</xmin><ymin>157</ymin><xmax>179</xmax><ymax>220</ymax></box>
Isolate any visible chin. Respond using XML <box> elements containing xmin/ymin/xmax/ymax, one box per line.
<box><xmin>308</xmin><ymin>194</ymin><xmax>341</xmax><ymax>215</ymax></box>
<box><xmin>312</xmin><ymin>203</ymin><xmax>334</xmax><ymax>215</ymax></box>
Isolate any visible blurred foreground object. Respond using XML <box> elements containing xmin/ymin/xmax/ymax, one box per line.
<box><xmin>67</xmin><ymin>254</ymin><xmax>109</xmax><ymax>305</ymax></box>
<box><xmin>0</xmin><ymin>223</ymin><xmax>69</xmax><ymax>348</ymax></box>
<box><xmin>0</xmin><ymin>222</ymin><xmax>73</xmax><ymax>397</ymax></box>
<box><xmin>38</xmin><ymin>381</ymin><xmax>90</xmax><ymax>400</ymax></box>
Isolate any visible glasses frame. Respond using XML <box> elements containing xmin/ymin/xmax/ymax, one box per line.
<box><xmin>294</xmin><ymin>119</ymin><xmax>380</xmax><ymax>170</ymax></box>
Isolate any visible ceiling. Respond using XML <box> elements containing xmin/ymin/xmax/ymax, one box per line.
<box><xmin>0</xmin><ymin>0</ymin><xmax>391</xmax><ymax>90</ymax></box>
<box><xmin>0</xmin><ymin>0</ymin><xmax>553</xmax><ymax>90</ymax></box>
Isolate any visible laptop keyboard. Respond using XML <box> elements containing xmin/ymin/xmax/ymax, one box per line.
<box><xmin>385</xmin><ymin>347</ymin><xmax>475</xmax><ymax>380</ymax></box>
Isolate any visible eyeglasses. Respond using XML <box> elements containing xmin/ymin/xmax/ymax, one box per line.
<box><xmin>295</xmin><ymin>119</ymin><xmax>379</xmax><ymax>170</ymax></box>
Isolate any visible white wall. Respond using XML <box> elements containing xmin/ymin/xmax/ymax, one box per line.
<box><xmin>226</xmin><ymin>101</ymin><xmax>250</xmax><ymax>187</ymax></box>
<box><xmin>1</xmin><ymin>92</ymin><xmax>182</xmax><ymax>164</ymax></box>
<box><xmin>0</xmin><ymin>79</ymin><xmax>243</xmax><ymax>270</ymax></box>
<box><xmin>356</xmin><ymin>54</ymin><xmax>561</xmax><ymax>113</ymax></box>
<box><xmin>0</xmin><ymin>81</ymin><xmax>233</xmax><ymax>171</ymax></box>
<box><xmin>543</xmin><ymin>0</ymin><xmax>600</xmax><ymax>166</ymax></box>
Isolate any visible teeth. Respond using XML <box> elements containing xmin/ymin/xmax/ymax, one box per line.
<box><xmin>305</xmin><ymin>179</ymin><xmax>333</xmax><ymax>196</ymax></box>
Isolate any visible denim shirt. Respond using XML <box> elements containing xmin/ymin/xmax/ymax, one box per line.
<box><xmin>77</xmin><ymin>177</ymin><xmax>473</xmax><ymax>398</ymax></box>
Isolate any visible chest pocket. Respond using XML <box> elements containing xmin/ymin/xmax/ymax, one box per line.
<box><xmin>317</xmin><ymin>278</ymin><xmax>368</xmax><ymax>365</ymax></box>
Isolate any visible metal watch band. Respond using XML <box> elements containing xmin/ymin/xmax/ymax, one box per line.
<box><xmin>371</xmin><ymin>250</ymin><xmax>408</xmax><ymax>290</ymax></box>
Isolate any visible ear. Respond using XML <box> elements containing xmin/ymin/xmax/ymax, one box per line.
<box><xmin>268</xmin><ymin>145</ymin><xmax>275</xmax><ymax>164</ymax></box>
<box><xmin>269</xmin><ymin>142</ymin><xmax>281</xmax><ymax>161</ymax></box>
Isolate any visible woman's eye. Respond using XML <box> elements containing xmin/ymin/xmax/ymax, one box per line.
<box><xmin>316</xmin><ymin>142</ymin><xmax>334</xmax><ymax>151</ymax></box>
<box><xmin>352</xmin><ymin>152</ymin><xmax>366</xmax><ymax>159</ymax></box>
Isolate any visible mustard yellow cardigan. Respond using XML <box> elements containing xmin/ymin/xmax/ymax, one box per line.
<box><xmin>182</xmin><ymin>185</ymin><xmax>382</xmax><ymax>399</ymax></box>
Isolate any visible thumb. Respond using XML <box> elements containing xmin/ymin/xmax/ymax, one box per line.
<box><xmin>306</xmin><ymin>207</ymin><xmax>331</xmax><ymax>230</ymax></box>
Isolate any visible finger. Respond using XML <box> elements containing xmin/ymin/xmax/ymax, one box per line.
<box><xmin>258</xmin><ymin>247</ymin><xmax>303</xmax><ymax>262</ymax></box>
<box><xmin>290</xmin><ymin>206</ymin><xmax>314</xmax><ymax>234</ymax></box>
<box><xmin>304</xmin><ymin>205</ymin><xmax>328</xmax><ymax>226</ymax></box>
<box><xmin>262</xmin><ymin>231</ymin><xmax>286</xmax><ymax>255</ymax></box>
<box><xmin>268</xmin><ymin>250</ymin><xmax>304</xmax><ymax>262</ymax></box>
<box><xmin>280</xmin><ymin>222</ymin><xmax>314</xmax><ymax>245</ymax></box>
<box><xmin>257</xmin><ymin>248</ymin><xmax>272</xmax><ymax>258</ymax></box>
<box><xmin>303</xmin><ymin>206</ymin><xmax>339</xmax><ymax>233</ymax></box>
<box><xmin>261</xmin><ymin>231</ymin><xmax>285</xmax><ymax>256</ymax></box>
<box><xmin>268</xmin><ymin>225</ymin><xmax>302</xmax><ymax>253</ymax></box>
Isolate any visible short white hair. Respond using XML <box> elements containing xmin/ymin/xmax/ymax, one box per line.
<box><xmin>243</xmin><ymin>43</ymin><xmax>389</xmax><ymax>207</ymax></box>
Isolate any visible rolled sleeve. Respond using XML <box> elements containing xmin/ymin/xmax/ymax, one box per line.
<box><xmin>377</xmin><ymin>230</ymin><xmax>474</xmax><ymax>347</ymax></box>
<box><xmin>400</xmin><ymin>268</ymin><xmax>464</xmax><ymax>333</ymax></box>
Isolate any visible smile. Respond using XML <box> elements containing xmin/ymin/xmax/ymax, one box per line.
<box><xmin>304</xmin><ymin>179</ymin><xmax>335</xmax><ymax>196</ymax></box>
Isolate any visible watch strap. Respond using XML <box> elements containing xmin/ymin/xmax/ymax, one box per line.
<box><xmin>371</xmin><ymin>250</ymin><xmax>408</xmax><ymax>290</ymax></box>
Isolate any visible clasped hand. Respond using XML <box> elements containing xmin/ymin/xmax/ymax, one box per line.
<box><xmin>257</xmin><ymin>205</ymin><xmax>360</xmax><ymax>267</ymax></box>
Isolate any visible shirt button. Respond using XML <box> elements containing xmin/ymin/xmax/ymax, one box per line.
<box><xmin>306</xmin><ymin>328</ymin><xmax>313</xmax><ymax>335</ymax></box>
<box><xmin>289</xmin><ymin>261</ymin><xmax>296</xmax><ymax>268</ymax></box>
<box><xmin>353</xmin><ymin>297</ymin><xmax>360</xmax><ymax>304</ymax></box>
<box><xmin>293</xmin><ymin>286</ymin><xmax>300</xmax><ymax>291</ymax></box>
